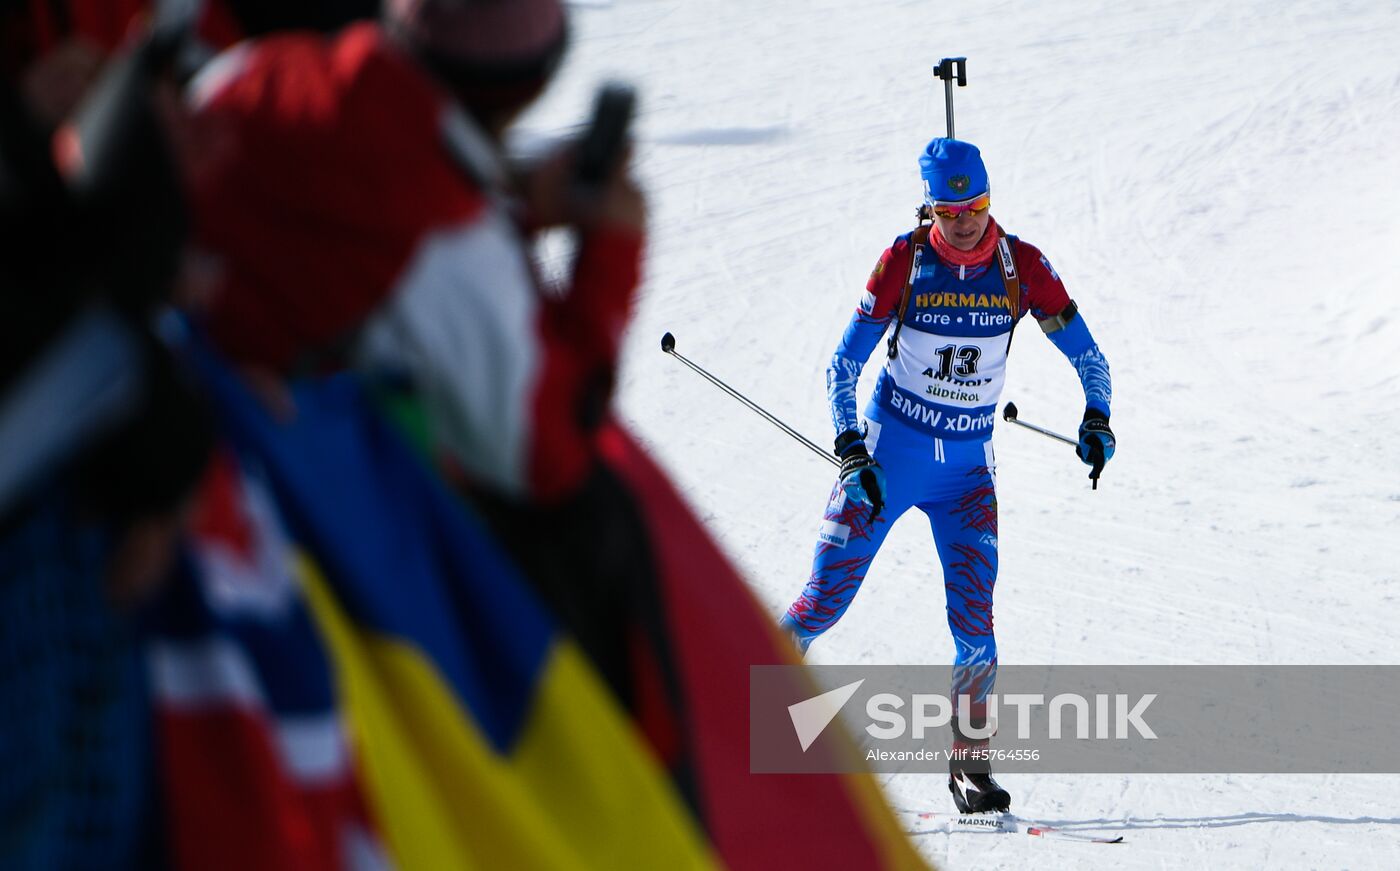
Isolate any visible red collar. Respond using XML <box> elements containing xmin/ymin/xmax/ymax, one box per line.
<box><xmin>929</xmin><ymin>217</ymin><xmax>1000</xmax><ymax>268</ymax></box>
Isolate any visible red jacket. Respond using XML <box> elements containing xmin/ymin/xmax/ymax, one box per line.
<box><xmin>187</xmin><ymin>23</ymin><xmax>641</xmax><ymax>502</ymax></box>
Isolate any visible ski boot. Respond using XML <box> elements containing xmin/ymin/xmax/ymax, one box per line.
<box><xmin>948</xmin><ymin>739</ymin><xmax>1010</xmax><ymax>814</ymax></box>
<box><xmin>948</xmin><ymin>767</ymin><xmax>1011</xmax><ymax>814</ymax></box>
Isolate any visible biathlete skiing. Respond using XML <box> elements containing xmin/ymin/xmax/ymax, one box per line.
<box><xmin>778</xmin><ymin>137</ymin><xmax>1115</xmax><ymax>814</ymax></box>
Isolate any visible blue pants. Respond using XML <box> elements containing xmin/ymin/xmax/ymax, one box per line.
<box><xmin>781</xmin><ymin>416</ymin><xmax>998</xmax><ymax>705</ymax></box>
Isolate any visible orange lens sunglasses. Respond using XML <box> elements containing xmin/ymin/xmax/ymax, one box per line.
<box><xmin>930</xmin><ymin>193</ymin><xmax>991</xmax><ymax>220</ymax></box>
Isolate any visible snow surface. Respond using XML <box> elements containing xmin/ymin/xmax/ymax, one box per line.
<box><xmin>522</xmin><ymin>1</ymin><xmax>1400</xmax><ymax>867</ymax></box>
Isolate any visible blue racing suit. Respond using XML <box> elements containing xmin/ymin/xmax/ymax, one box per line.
<box><xmin>780</xmin><ymin>221</ymin><xmax>1111</xmax><ymax>720</ymax></box>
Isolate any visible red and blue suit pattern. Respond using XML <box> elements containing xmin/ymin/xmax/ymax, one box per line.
<box><xmin>781</xmin><ymin>225</ymin><xmax>1111</xmax><ymax>721</ymax></box>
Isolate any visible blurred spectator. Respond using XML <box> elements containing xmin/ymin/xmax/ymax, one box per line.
<box><xmin>184</xmin><ymin>0</ymin><xmax>655</xmax><ymax>708</ymax></box>
<box><xmin>0</xmin><ymin>31</ymin><xmax>210</xmax><ymax>869</ymax></box>
<box><xmin>0</xmin><ymin>6</ymin><xmax>369</xmax><ymax>869</ymax></box>
<box><xmin>0</xmin><ymin>0</ymin><xmax>377</xmax><ymax>129</ymax></box>
<box><xmin>178</xmin><ymin>3</ymin><xmax>931</xmax><ymax>868</ymax></box>
<box><xmin>189</xmin><ymin>0</ymin><xmax>635</xmax><ymax>504</ymax></box>
<box><xmin>221</xmin><ymin>0</ymin><xmax>377</xmax><ymax>38</ymax></box>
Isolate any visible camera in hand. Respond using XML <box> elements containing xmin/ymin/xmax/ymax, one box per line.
<box><xmin>572</xmin><ymin>82</ymin><xmax>635</xmax><ymax>193</ymax></box>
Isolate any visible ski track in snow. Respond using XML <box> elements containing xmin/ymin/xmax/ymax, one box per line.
<box><xmin>519</xmin><ymin>1</ymin><xmax>1400</xmax><ymax>868</ymax></box>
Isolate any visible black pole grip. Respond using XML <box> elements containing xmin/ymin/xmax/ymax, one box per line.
<box><xmin>934</xmin><ymin>57</ymin><xmax>968</xmax><ymax>85</ymax></box>
<box><xmin>860</xmin><ymin>468</ymin><xmax>884</xmax><ymax>523</ymax></box>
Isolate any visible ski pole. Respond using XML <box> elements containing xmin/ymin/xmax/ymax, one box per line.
<box><xmin>1001</xmin><ymin>402</ymin><xmax>1104</xmax><ymax>489</ymax></box>
<box><xmin>660</xmin><ymin>332</ymin><xmax>838</xmax><ymax>468</ymax></box>
<box><xmin>933</xmin><ymin>57</ymin><xmax>968</xmax><ymax>138</ymax></box>
<box><xmin>1001</xmin><ymin>401</ymin><xmax>1074</xmax><ymax>446</ymax></box>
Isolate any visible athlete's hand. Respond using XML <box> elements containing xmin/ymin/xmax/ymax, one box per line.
<box><xmin>1077</xmin><ymin>408</ymin><xmax>1115</xmax><ymax>485</ymax></box>
<box><xmin>835</xmin><ymin>430</ymin><xmax>886</xmax><ymax>520</ymax></box>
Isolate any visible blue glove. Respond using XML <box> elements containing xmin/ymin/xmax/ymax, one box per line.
<box><xmin>1077</xmin><ymin>408</ymin><xmax>1115</xmax><ymax>487</ymax></box>
<box><xmin>835</xmin><ymin>430</ymin><xmax>886</xmax><ymax>520</ymax></box>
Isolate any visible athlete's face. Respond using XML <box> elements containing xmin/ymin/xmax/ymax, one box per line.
<box><xmin>933</xmin><ymin>205</ymin><xmax>992</xmax><ymax>251</ymax></box>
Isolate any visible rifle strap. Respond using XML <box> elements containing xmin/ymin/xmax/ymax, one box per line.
<box><xmin>994</xmin><ymin>226</ymin><xmax>1020</xmax><ymax>317</ymax></box>
<box><xmin>995</xmin><ymin>226</ymin><xmax>1023</xmax><ymax>351</ymax></box>
<box><xmin>886</xmin><ymin>223</ymin><xmax>1022</xmax><ymax>359</ymax></box>
<box><xmin>886</xmin><ymin>224</ymin><xmax>931</xmax><ymax>360</ymax></box>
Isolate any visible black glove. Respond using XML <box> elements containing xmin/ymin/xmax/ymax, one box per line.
<box><xmin>1076</xmin><ymin>408</ymin><xmax>1115</xmax><ymax>488</ymax></box>
<box><xmin>835</xmin><ymin>429</ymin><xmax>886</xmax><ymax>520</ymax></box>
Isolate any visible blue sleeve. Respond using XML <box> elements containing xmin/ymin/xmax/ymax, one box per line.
<box><xmin>1046</xmin><ymin>314</ymin><xmax>1112</xmax><ymax>417</ymax></box>
<box><xmin>826</xmin><ymin>311</ymin><xmax>890</xmax><ymax>437</ymax></box>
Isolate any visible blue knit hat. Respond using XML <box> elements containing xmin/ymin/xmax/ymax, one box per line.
<box><xmin>919</xmin><ymin>138</ymin><xmax>989</xmax><ymax>204</ymax></box>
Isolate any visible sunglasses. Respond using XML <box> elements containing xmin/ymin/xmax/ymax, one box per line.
<box><xmin>930</xmin><ymin>193</ymin><xmax>991</xmax><ymax>220</ymax></box>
